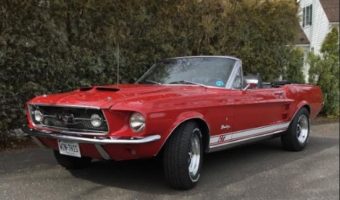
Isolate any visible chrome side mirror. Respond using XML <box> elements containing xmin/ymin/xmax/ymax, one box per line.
<box><xmin>243</xmin><ymin>78</ymin><xmax>259</xmax><ymax>91</ymax></box>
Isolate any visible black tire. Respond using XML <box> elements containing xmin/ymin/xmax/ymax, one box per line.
<box><xmin>53</xmin><ymin>151</ymin><xmax>92</xmax><ymax>169</ymax></box>
<box><xmin>163</xmin><ymin>121</ymin><xmax>203</xmax><ymax>190</ymax></box>
<box><xmin>281</xmin><ymin>107</ymin><xmax>310</xmax><ymax>151</ymax></box>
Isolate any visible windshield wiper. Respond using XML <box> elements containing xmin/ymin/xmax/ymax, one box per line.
<box><xmin>142</xmin><ymin>79</ymin><xmax>162</xmax><ymax>85</ymax></box>
<box><xmin>168</xmin><ymin>80</ymin><xmax>207</xmax><ymax>87</ymax></box>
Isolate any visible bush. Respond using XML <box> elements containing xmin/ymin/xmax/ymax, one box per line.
<box><xmin>0</xmin><ymin>0</ymin><xmax>300</xmax><ymax>145</ymax></box>
<box><xmin>283</xmin><ymin>47</ymin><xmax>305</xmax><ymax>83</ymax></box>
<box><xmin>0</xmin><ymin>122</ymin><xmax>9</xmax><ymax>149</ymax></box>
<box><xmin>308</xmin><ymin>28</ymin><xmax>339</xmax><ymax>117</ymax></box>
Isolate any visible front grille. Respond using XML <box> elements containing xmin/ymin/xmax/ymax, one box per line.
<box><xmin>29</xmin><ymin>105</ymin><xmax>108</xmax><ymax>134</ymax></box>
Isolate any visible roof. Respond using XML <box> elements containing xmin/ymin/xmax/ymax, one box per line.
<box><xmin>295</xmin><ymin>25</ymin><xmax>310</xmax><ymax>45</ymax></box>
<box><xmin>320</xmin><ymin>0</ymin><xmax>339</xmax><ymax>22</ymax></box>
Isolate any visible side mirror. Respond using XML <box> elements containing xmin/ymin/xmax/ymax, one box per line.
<box><xmin>243</xmin><ymin>78</ymin><xmax>258</xmax><ymax>91</ymax></box>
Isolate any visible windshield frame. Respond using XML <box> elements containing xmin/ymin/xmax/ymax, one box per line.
<box><xmin>136</xmin><ymin>56</ymin><xmax>241</xmax><ymax>89</ymax></box>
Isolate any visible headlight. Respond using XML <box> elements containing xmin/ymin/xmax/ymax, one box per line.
<box><xmin>34</xmin><ymin>110</ymin><xmax>43</xmax><ymax>122</ymax></box>
<box><xmin>129</xmin><ymin>112</ymin><xmax>145</xmax><ymax>132</ymax></box>
<box><xmin>90</xmin><ymin>114</ymin><xmax>102</xmax><ymax>128</ymax></box>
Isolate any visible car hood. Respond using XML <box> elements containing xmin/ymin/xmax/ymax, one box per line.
<box><xmin>29</xmin><ymin>84</ymin><xmax>215</xmax><ymax>110</ymax></box>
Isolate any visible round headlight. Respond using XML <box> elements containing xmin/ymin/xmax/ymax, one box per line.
<box><xmin>34</xmin><ymin>110</ymin><xmax>43</xmax><ymax>122</ymax></box>
<box><xmin>129</xmin><ymin>112</ymin><xmax>145</xmax><ymax>132</ymax></box>
<box><xmin>90</xmin><ymin>114</ymin><xmax>102</xmax><ymax>128</ymax></box>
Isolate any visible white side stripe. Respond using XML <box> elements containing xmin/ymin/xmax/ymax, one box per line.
<box><xmin>210</xmin><ymin>122</ymin><xmax>290</xmax><ymax>147</ymax></box>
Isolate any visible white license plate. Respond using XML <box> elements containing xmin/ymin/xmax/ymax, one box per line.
<box><xmin>58</xmin><ymin>140</ymin><xmax>81</xmax><ymax>158</ymax></box>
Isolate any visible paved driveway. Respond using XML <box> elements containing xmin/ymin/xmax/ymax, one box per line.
<box><xmin>0</xmin><ymin>123</ymin><xmax>338</xmax><ymax>200</ymax></box>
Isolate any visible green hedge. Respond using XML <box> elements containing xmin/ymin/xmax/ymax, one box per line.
<box><xmin>282</xmin><ymin>47</ymin><xmax>305</xmax><ymax>84</ymax></box>
<box><xmin>0</xmin><ymin>0</ymin><xmax>300</xmax><ymax>147</ymax></box>
<box><xmin>308</xmin><ymin>28</ymin><xmax>339</xmax><ymax>117</ymax></box>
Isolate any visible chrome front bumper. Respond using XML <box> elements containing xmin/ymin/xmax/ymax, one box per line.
<box><xmin>22</xmin><ymin>127</ymin><xmax>161</xmax><ymax>144</ymax></box>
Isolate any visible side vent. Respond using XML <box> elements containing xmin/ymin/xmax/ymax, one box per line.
<box><xmin>282</xmin><ymin>103</ymin><xmax>290</xmax><ymax>120</ymax></box>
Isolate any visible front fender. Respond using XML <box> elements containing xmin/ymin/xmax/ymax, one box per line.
<box><xmin>156</xmin><ymin>111</ymin><xmax>209</xmax><ymax>155</ymax></box>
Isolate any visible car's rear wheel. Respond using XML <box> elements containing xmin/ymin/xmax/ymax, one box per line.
<box><xmin>281</xmin><ymin>107</ymin><xmax>310</xmax><ymax>151</ymax></box>
<box><xmin>163</xmin><ymin>121</ymin><xmax>203</xmax><ymax>190</ymax></box>
<box><xmin>53</xmin><ymin>151</ymin><xmax>92</xmax><ymax>169</ymax></box>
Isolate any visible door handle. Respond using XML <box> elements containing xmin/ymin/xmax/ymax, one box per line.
<box><xmin>274</xmin><ymin>91</ymin><xmax>284</xmax><ymax>95</ymax></box>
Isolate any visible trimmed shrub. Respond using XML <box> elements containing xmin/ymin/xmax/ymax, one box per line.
<box><xmin>308</xmin><ymin>28</ymin><xmax>339</xmax><ymax>117</ymax></box>
<box><xmin>283</xmin><ymin>47</ymin><xmax>305</xmax><ymax>83</ymax></box>
<box><xmin>0</xmin><ymin>0</ymin><xmax>300</xmax><ymax>146</ymax></box>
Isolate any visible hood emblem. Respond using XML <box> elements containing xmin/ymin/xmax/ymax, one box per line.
<box><xmin>57</xmin><ymin>113</ymin><xmax>75</xmax><ymax>124</ymax></box>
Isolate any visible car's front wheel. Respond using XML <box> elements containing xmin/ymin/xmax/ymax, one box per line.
<box><xmin>163</xmin><ymin>121</ymin><xmax>203</xmax><ymax>189</ymax></box>
<box><xmin>53</xmin><ymin>151</ymin><xmax>92</xmax><ymax>169</ymax></box>
<box><xmin>281</xmin><ymin>107</ymin><xmax>310</xmax><ymax>151</ymax></box>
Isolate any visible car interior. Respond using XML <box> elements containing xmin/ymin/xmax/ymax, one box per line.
<box><xmin>243</xmin><ymin>73</ymin><xmax>291</xmax><ymax>89</ymax></box>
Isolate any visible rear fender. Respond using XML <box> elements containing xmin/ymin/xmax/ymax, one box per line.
<box><xmin>289</xmin><ymin>100</ymin><xmax>310</xmax><ymax>121</ymax></box>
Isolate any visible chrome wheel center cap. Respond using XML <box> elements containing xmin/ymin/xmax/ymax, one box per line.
<box><xmin>188</xmin><ymin>129</ymin><xmax>201</xmax><ymax>182</ymax></box>
<box><xmin>296</xmin><ymin>115</ymin><xmax>309</xmax><ymax>144</ymax></box>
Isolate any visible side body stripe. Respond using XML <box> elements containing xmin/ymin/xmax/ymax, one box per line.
<box><xmin>209</xmin><ymin>122</ymin><xmax>290</xmax><ymax>150</ymax></box>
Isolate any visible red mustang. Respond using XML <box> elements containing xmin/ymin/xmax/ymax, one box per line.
<box><xmin>24</xmin><ymin>56</ymin><xmax>323</xmax><ymax>189</ymax></box>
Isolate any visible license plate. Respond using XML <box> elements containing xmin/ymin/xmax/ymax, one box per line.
<box><xmin>58</xmin><ymin>140</ymin><xmax>81</xmax><ymax>158</ymax></box>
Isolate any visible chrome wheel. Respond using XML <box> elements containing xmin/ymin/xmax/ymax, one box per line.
<box><xmin>188</xmin><ymin>128</ymin><xmax>201</xmax><ymax>182</ymax></box>
<box><xmin>296</xmin><ymin>114</ymin><xmax>309</xmax><ymax>144</ymax></box>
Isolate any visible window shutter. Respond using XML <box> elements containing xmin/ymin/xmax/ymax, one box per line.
<box><xmin>303</xmin><ymin>7</ymin><xmax>305</xmax><ymax>27</ymax></box>
<box><xmin>310</xmin><ymin>5</ymin><xmax>313</xmax><ymax>25</ymax></box>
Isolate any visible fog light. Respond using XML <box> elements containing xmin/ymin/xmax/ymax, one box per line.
<box><xmin>34</xmin><ymin>110</ymin><xmax>43</xmax><ymax>122</ymax></box>
<box><xmin>90</xmin><ymin>114</ymin><xmax>102</xmax><ymax>127</ymax></box>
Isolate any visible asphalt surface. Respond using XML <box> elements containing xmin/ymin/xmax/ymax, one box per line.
<box><xmin>0</xmin><ymin>123</ymin><xmax>338</xmax><ymax>200</ymax></box>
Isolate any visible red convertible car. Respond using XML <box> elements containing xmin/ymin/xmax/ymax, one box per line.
<box><xmin>24</xmin><ymin>56</ymin><xmax>323</xmax><ymax>189</ymax></box>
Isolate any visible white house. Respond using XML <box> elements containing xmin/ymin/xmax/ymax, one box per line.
<box><xmin>296</xmin><ymin>0</ymin><xmax>339</xmax><ymax>82</ymax></box>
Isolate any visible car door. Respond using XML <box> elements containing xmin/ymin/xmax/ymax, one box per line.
<box><xmin>228</xmin><ymin>69</ymin><xmax>291</xmax><ymax>139</ymax></box>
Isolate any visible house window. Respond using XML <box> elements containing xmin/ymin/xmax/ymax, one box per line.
<box><xmin>303</xmin><ymin>5</ymin><xmax>313</xmax><ymax>27</ymax></box>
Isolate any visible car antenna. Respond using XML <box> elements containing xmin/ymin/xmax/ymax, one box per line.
<box><xmin>116</xmin><ymin>43</ymin><xmax>120</xmax><ymax>86</ymax></box>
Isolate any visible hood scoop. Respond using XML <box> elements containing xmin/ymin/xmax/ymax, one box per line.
<box><xmin>79</xmin><ymin>87</ymin><xmax>93</xmax><ymax>91</ymax></box>
<box><xmin>95</xmin><ymin>86</ymin><xmax>120</xmax><ymax>92</ymax></box>
<box><xmin>78</xmin><ymin>86</ymin><xmax>120</xmax><ymax>92</ymax></box>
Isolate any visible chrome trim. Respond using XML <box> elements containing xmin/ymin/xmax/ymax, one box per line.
<box><xmin>168</xmin><ymin>55</ymin><xmax>241</xmax><ymax>61</ymax></box>
<box><xmin>169</xmin><ymin>80</ymin><xmax>209</xmax><ymax>88</ymax></box>
<box><xmin>209</xmin><ymin>122</ymin><xmax>290</xmax><ymax>150</ymax></box>
<box><xmin>296</xmin><ymin>114</ymin><xmax>309</xmax><ymax>144</ymax></box>
<box><xmin>23</xmin><ymin>127</ymin><xmax>161</xmax><ymax>144</ymax></box>
<box><xmin>245</xmin><ymin>78</ymin><xmax>259</xmax><ymax>84</ymax></box>
<box><xmin>28</xmin><ymin>104</ymin><xmax>109</xmax><ymax>136</ymax></box>
<box><xmin>242</xmin><ymin>84</ymin><xmax>251</xmax><ymax>91</ymax></box>
<box><xmin>161</xmin><ymin>83</ymin><xmax>233</xmax><ymax>90</ymax></box>
<box><xmin>208</xmin><ymin>130</ymin><xmax>283</xmax><ymax>152</ymax></box>
<box><xmin>41</xmin><ymin>115</ymin><xmax>96</xmax><ymax>121</ymax></box>
<box><xmin>29</xmin><ymin>103</ymin><xmax>101</xmax><ymax>109</ymax></box>
<box><xmin>208</xmin><ymin>106</ymin><xmax>312</xmax><ymax>152</ymax></box>
<box><xmin>95</xmin><ymin>144</ymin><xmax>111</xmax><ymax>160</ymax></box>
<box><xmin>188</xmin><ymin>128</ymin><xmax>201</xmax><ymax>182</ymax></box>
<box><xmin>226</xmin><ymin>60</ymin><xmax>242</xmax><ymax>89</ymax></box>
<box><xmin>39</xmin><ymin>125</ymin><xmax>107</xmax><ymax>134</ymax></box>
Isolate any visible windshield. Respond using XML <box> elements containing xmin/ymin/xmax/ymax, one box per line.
<box><xmin>137</xmin><ymin>57</ymin><xmax>236</xmax><ymax>88</ymax></box>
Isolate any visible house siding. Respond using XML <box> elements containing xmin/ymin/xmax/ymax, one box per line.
<box><xmin>297</xmin><ymin>0</ymin><xmax>339</xmax><ymax>82</ymax></box>
<box><xmin>299</xmin><ymin>0</ymin><xmax>330</xmax><ymax>54</ymax></box>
